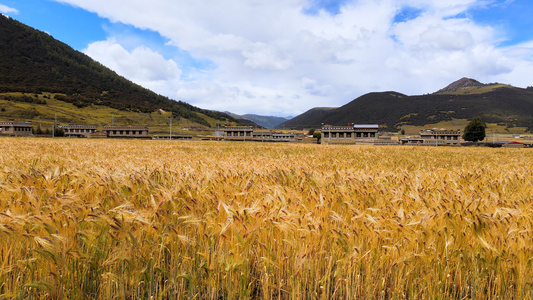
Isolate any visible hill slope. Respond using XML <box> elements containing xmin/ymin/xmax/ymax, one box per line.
<box><xmin>277</xmin><ymin>79</ymin><xmax>533</xmax><ymax>131</ymax></box>
<box><xmin>275</xmin><ymin>107</ymin><xmax>336</xmax><ymax>129</ymax></box>
<box><xmin>0</xmin><ymin>14</ymin><xmax>237</xmax><ymax>127</ymax></box>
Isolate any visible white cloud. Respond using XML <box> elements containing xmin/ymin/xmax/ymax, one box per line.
<box><xmin>56</xmin><ymin>0</ymin><xmax>533</xmax><ymax>116</ymax></box>
<box><xmin>0</xmin><ymin>4</ymin><xmax>18</xmax><ymax>14</ymax></box>
<box><xmin>84</xmin><ymin>39</ymin><xmax>182</xmax><ymax>96</ymax></box>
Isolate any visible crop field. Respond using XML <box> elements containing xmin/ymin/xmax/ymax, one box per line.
<box><xmin>0</xmin><ymin>138</ymin><xmax>532</xmax><ymax>299</ymax></box>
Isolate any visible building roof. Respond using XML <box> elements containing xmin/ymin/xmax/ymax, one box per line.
<box><xmin>0</xmin><ymin>121</ymin><xmax>32</xmax><ymax>126</ymax></box>
<box><xmin>61</xmin><ymin>125</ymin><xmax>97</xmax><ymax>129</ymax></box>
<box><xmin>103</xmin><ymin>126</ymin><xmax>148</xmax><ymax>130</ymax></box>
<box><xmin>353</xmin><ymin>124</ymin><xmax>379</xmax><ymax>129</ymax></box>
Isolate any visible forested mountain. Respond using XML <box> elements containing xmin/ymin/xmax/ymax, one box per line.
<box><xmin>276</xmin><ymin>79</ymin><xmax>533</xmax><ymax>132</ymax></box>
<box><xmin>0</xmin><ymin>15</ymin><xmax>237</xmax><ymax>127</ymax></box>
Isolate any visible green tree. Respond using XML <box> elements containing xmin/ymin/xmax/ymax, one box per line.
<box><xmin>54</xmin><ymin>126</ymin><xmax>65</xmax><ymax>137</ymax></box>
<box><xmin>307</xmin><ymin>128</ymin><xmax>315</xmax><ymax>136</ymax></box>
<box><xmin>313</xmin><ymin>131</ymin><xmax>321</xmax><ymax>142</ymax></box>
<box><xmin>463</xmin><ymin>117</ymin><xmax>486</xmax><ymax>142</ymax></box>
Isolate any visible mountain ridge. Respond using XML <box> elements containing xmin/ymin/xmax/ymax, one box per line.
<box><xmin>0</xmin><ymin>14</ymin><xmax>237</xmax><ymax>127</ymax></box>
<box><xmin>276</xmin><ymin>81</ymin><xmax>533</xmax><ymax>132</ymax></box>
<box><xmin>224</xmin><ymin>112</ymin><xmax>290</xmax><ymax>129</ymax></box>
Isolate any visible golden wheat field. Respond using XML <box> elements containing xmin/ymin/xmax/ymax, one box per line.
<box><xmin>0</xmin><ymin>138</ymin><xmax>532</xmax><ymax>299</ymax></box>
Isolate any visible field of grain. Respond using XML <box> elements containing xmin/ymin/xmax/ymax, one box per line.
<box><xmin>0</xmin><ymin>138</ymin><xmax>532</xmax><ymax>299</ymax></box>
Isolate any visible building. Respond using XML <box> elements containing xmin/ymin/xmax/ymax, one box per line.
<box><xmin>321</xmin><ymin>124</ymin><xmax>379</xmax><ymax>145</ymax></box>
<box><xmin>152</xmin><ymin>134</ymin><xmax>193</xmax><ymax>140</ymax></box>
<box><xmin>102</xmin><ymin>126</ymin><xmax>150</xmax><ymax>138</ymax></box>
<box><xmin>491</xmin><ymin>141</ymin><xmax>526</xmax><ymax>148</ymax></box>
<box><xmin>399</xmin><ymin>137</ymin><xmax>425</xmax><ymax>145</ymax></box>
<box><xmin>223</xmin><ymin>126</ymin><xmax>297</xmax><ymax>142</ymax></box>
<box><xmin>0</xmin><ymin>121</ymin><xmax>33</xmax><ymax>136</ymax></box>
<box><xmin>61</xmin><ymin>125</ymin><xmax>97</xmax><ymax>138</ymax></box>
<box><xmin>223</xmin><ymin>126</ymin><xmax>254</xmax><ymax>141</ymax></box>
<box><xmin>419</xmin><ymin>129</ymin><xmax>461</xmax><ymax>145</ymax></box>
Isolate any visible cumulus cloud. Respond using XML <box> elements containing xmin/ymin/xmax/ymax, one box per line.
<box><xmin>84</xmin><ymin>39</ymin><xmax>182</xmax><ymax>96</ymax></box>
<box><xmin>56</xmin><ymin>0</ymin><xmax>533</xmax><ymax>116</ymax></box>
<box><xmin>0</xmin><ymin>4</ymin><xmax>18</xmax><ymax>14</ymax></box>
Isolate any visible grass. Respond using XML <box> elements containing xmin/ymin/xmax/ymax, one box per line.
<box><xmin>0</xmin><ymin>138</ymin><xmax>532</xmax><ymax>298</ymax></box>
<box><xmin>401</xmin><ymin>119</ymin><xmax>530</xmax><ymax>135</ymax></box>
<box><xmin>0</xmin><ymin>93</ymin><xmax>221</xmax><ymax>133</ymax></box>
<box><xmin>437</xmin><ymin>84</ymin><xmax>512</xmax><ymax>95</ymax></box>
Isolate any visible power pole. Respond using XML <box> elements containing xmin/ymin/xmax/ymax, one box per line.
<box><xmin>169</xmin><ymin>115</ymin><xmax>172</xmax><ymax>140</ymax></box>
<box><xmin>52</xmin><ymin>114</ymin><xmax>57</xmax><ymax>137</ymax></box>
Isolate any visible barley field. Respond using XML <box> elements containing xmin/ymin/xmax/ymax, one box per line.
<box><xmin>0</xmin><ymin>138</ymin><xmax>532</xmax><ymax>299</ymax></box>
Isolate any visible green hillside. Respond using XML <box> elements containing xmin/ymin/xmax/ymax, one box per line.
<box><xmin>277</xmin><ymin>80</ymin><xmax>533</xmax><ymax>132</ymax></box>
<box><xmin>0</xmin><ymin>15</ymin><xmax>237</xmax><ymax>127</ymax></box>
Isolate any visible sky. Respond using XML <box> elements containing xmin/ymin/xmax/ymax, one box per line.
<box><xmin>1</xmin><ymin>0</ymin><xmax>533</xmax><ymax>117</ymax></box>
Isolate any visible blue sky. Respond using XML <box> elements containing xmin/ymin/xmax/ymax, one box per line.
<box><xmin>1</xmin><ymin>0</ymin><xmax>533</xmax><ymax>117</ymax></box>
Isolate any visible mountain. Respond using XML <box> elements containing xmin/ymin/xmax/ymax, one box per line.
<box><xmin>436</xmin><ymin>77</ymin><xmax>485</xmax><ymax>93</ymax></box>
<box><xmin>225</xmin><ymin>112</ymin><xmax>290</xmax><ymax>129</ymax></box>
<box><xmin>274</xmin><ymin>107</ymin><xmax>336</xmax><ymax>129</ymax></box>
<box><xmin>276</xmin><ymin>79</ymin><xmax>533</xmax><ymax>132</ymax></box>
<box><xmin>0</xmin><ymin>14</ymin><xmax>237</xmax><ymax>127</ymax></box>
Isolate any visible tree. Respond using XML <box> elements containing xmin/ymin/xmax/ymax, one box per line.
<box><xmin>463</xmin><ymin>117</ymin><xmax>486</xmax><ymax>142</ymax></box>
<box><xmin>307</xmin><ymin>128</ymin><xmax>315</xmax><ymax>136</ymax></box>
<box><xmin>313</xmin><ymin>131</ymin><xmax>321</xmax><ymax>142</ymax></box>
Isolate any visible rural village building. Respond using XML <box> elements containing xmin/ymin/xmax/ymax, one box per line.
<box><xmin>419</xmin><ymin>129</ymin><xmax>461</xmax><ymax>145</ymax></box>
<box><xmin>61</xmin><ymin>125</ymin><xmax>97</xmax><ymax>138</ymax></box>
<box><xmin>58</xmin><ymin>125</ymin><xmax>150</xmax><ymax>138</ymax></box>
<box><xmin>491</xmin><ymin>141</ymin><xmax>526</xmax><ymax>148</ymax></box>
<box><xmin>102</xmin><ymin>125</ymin><xmax>150</xmax><ymax>138</ymax></box>
<box><xmin>152</xmin><ymin>134</ymin><xmax>193</xmax><ymax>140</ymax></box>
<box><xmin>223</xmin><ymin>126</ymin><xmax>254</xmax><ymax>140</ymax></box>
<box><xmin>400</xmin><ymin>129</ymin><xmax>461</xmax><ymax>145</ymax></box>
<box><xmin>223</xmin><ymin>126</ymin><xmax>297</xmax><ymax>141</ymax></box>
<box><xmin>320</xmin><ymin>124</ymin><xmax>379</xmax><ymax>145</ymax></box>
<box><xmin>0</xmin><ymin>121</ymin><xmax>33</xmax><ymax>136</ymax></box>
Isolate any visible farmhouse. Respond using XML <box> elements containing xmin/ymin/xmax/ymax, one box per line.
<box><xmin>152</xmin><ymin>134</ymin><xmax>193</xmax><ymax>140</ymax></box>
<box><xmin>321</xmin><ymin>124</ymin><xmax>379</xmax><ymax>145</ymax></box>
<box><xmin>0</xmin><ymin>121</ymin><xmax>33</xmax><ymax>136</ymax></box>
<box><xmin>102</xmin><ymin>125</ymin><xmax>150</xmax><ymax>138</ymax></box>
<box><xmin>223</xmin><ymin>126</ymin><xmax>297</xmax><ymax>142</ymax></box>
<box><xmin>223</xmin><ymin>126</ymin><xmax>254</xmax><ymax>140</ymax></box>
<box><xmin>419</xmin><ymin>129</ymin><xmax>461</xmax><ymax>145</ymax></box>
<box><xmin>61</xmin><ymin>125</ymin><xmax>97</xmax><ymax>138</ymax></box>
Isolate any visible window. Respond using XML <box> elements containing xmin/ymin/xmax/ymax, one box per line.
<box><xmin>346</xmin><ymin>133</ymin><xmax>352</xmax><ymax>138</ymax></box>
<box><xmin>356</xmin><ymin>132</ymin><xmax>361</xmax><ymax>138</ymax></box>
<box><xmin>324</xmin><ymin>132</ymin><xmax>329</xmax><ymax>138</ymax></box>
<box><xmin>370</xmin><ymin>133</ymin><xmax>375</xmax><ymax>137</ymax></box>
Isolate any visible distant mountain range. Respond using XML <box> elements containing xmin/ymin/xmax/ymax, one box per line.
<box><xmin>224</xmin><ymin>112</ymin><xmax>290</xmax><ymax>129</ymax></box>
<box><xmin>276</xmin><ymin>78</ymin><xmax>533</xmax><ymax>132</ymax></box>
<box><xmin>0</xmin><ymin>14</ymin><xmax>237</xmax><ymax>127</ymax></box>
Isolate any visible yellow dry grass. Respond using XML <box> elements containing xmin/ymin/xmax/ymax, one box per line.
<box><xmin>0</xmin><ymin>138</ymin><xmax>532</xmax><ymax>299</ymax></box>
